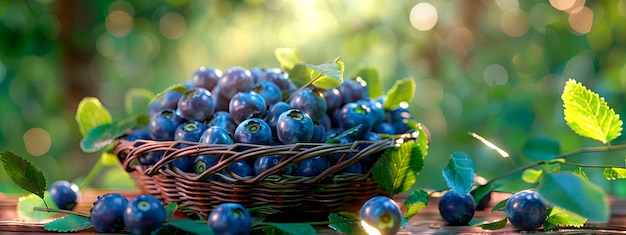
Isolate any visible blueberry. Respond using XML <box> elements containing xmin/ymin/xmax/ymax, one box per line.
<box><xmin>505</xmin><ymin>190</ymin><xmax>547</xmax><ymax>231</ymax></box>
<box><xmin>310</xmin><ymin>122</ymin><xmax>326</xmax><ymax>143</ymax></box>
<box><xmin>148</xmin><ymin>89</ymin><xmax>184</xmax><ymax>117</ymax></box>
<box><xmin>253</xmin><ymin>81</ymin><xmax>282</xmax><ymax>107</ymax></box>
<box><xmin>177</xmin><ymin>87</ymin><xmax>216</xmax><ymax>122</ymax></box>
<box><xmin>358</xmin><ymin>131</ymin><xmax>383</xmax><ymax>167</ymax></box>
<box><xmin>289</xmin><ymin>87</ymin><xmax>327</xmax><ymax>121</ymax></box>
<box><xmin>373</xmin><ymin>122</ymin><xmax>396</xmax><ymax>135</ymax></box>
<box><xmin>194</xmin><ymin>155</ymin><xmax>220</xmax><ymax>181</ymax></box>
<box><xmin>49</xmin><ymin>180</ymin><xmax>80</xmax><ymax>210</ymax></box>
<box><xmin>207</xmin><ymin>111</ymin><xmax>237</xmax><ymax>136</ymax></box>
<box><xmin>122</xmin><ymin>128</ymin><xmax>151</xmax><ymax>143</ymax></box>
<box><xmin>90</xmin><ymin>193</ymin><xmax>128</xmax><ymax>233</ymax></box>
<box><xmin>276</xmin><ymin>109</ymin><xmax>314</xmax><ymax>144</ymax></box>
<box><xmin>318</xmin><ymin>114</ymin><xmax>332</xmax><ymax>131</ymax></box>
<box><xmin>254</xmin><ymin>155</ymin><xmax>292</xmax><ymax>175</ymax></box>
<box><xmin>200</xmin><ymin>126</ymin><xmax>234</xmax><ymax>145</ymax></box>
<box><xmin>257</xmin><ymin>68</ymin><xmax>291</xmax><ymax>91</ymax></box>
<box><xmin>339</xmin><ymin>78</ymin><xmax>368</xmax><ymax>105</ymax></box>
<box><xmin>357</xmin><ymin>99</ymin><xmax>385</xmax><ymax>127</ymax></box>
<box><xmin>207</xmin><ymin>203</ymin><xmax>252</xmax><ymax>235</ymax></box>
<box><xmin>234</xmin><ymin>118</ymin><xmax>272</xmax><ymax>145</ymax></box>
<box><xmin>387</xmin><ymin>107</ymin><xmax>413</xmax><ymax>134</ymax></box>
<box><xmin>324</xmin><ymin>88</ymin><xmax>343</xmax><ymax>115</ymax></box>
<box><xmin>438</xmin><ymin>190</ymin><xmax>476</xmax><ymax>225</ymax></box>
<box><xmin>295</xmin><ymin>156</ymin><xmax>329</xmax><ymax>177</ymax></box>
<box><xmin>217</xmin><ymin>66</ymin><xmax>255</xmax><ymax>100</ymax></box>
<box><xmin>265</xmin><ymin>102</ymin><xmax>292</xmax><ymax>139</ymax></box>
<box><xmin>359</xmin><ymin>196</ymin><xmax>402</xmax><ymax>235</ymax></box>
<box><xmin>339</xmin><ymin>102</ymin><xmax>374</xmax><ymax>139</ymax></box>
<box><xmin>323</xmin><ymin>130</ymin><xmax>355</xmax><ymax>164</ymax></box>
<box><xmin>173</xmin><ymin>121</ymin><xmax>208</xmax><ymax>172</ymax></box>
<box><xmin>141</xmin><ymin>151</ymin><xmax>162</xmax><ymax>165</ymax></box>
<box><xmin>123</xmin><ymin>195</ymin><xmax>166</xmax><ymax>235</ymax></box>
<box><xmin>148</xmin><ymin>109</ymin><xmax>183</xmax><ymax>141</ymax></box>
<box><xmin>188</xmin><ymin>66</ymin><xmax>222</xmax><ymax>91</ymax></box>
<box><xmin>339</xmin><ymin>160</ymin><xmax>362</xmax><ymax>174</ymax></box>
<box><xmin>229</xmin><ymin>91</ymin><xmax>267</xmax><ymax>124</ymax></box>
<box><xmin>223</xmin><ymin>161</ymin><xmax>253</xmax><ymax>178</ymax></box>
<box><xmin>211</xmin><ymin>86</ymin><xmax>231</xmax><ymax>112</ymax></box>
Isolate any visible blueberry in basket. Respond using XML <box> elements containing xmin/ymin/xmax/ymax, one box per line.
<box><xmin>229</xmin><ymin>91</ymin><xmax>267</xmax><ymax>124</ymax></box>
<box><xmin>216</xmin><ymin>66</ymin><xmax>255</xmax><ymax>100</ymax></box>
<box><xmin>339</xmin><ymin>102</ymin><xmax>374</xmax><ymax>139</ymax></box>
<box><xmin>176</xmin><ymin>87</ymin><xmax>216</xmax><ymax>122</ymax></box>
<box><xmin>173</xmin><ymin>120</ymin><xmax>208</xmax><ymax>172</ymax></box>
<box><xmin>339</xmin><ymin>78</ymin><xmax>368</xmax><ymax>105</ymax></box>
<box><xmin>276</xmin><ymin>109</ymin><xmax>314</xmax><ymax>144</ymax></box>
<box><xmin>265</xmin><ymin>101</ymin><xmax>292</xmax><ymax>139</ymax></box>
<box><xmin>254</xmin><ymin>155</ymin><xmax>293</xmax><ymax>175</ymax></box>
<box><xmin>188</xmin><ymin>66</ymin><xmax>222</xmax><ymax>91</ymax></box>
<box><xmin>148</xmin><ymin>108</ymin><xmax>183</xmax><ymax>141</ymax></box>
<box><xmin>148</xmin><ymin>88</ymin><xmax>184</xmax><ymax>117</ymax></box>
<box><xmin>289</xmin><ymin>87</ymin><xmax>327</xmax><ymax>121</ymax></box>
<box><xmin>199</xmin><ymin>126</ymin><xmax>234</xmax><ymax>145</ymax></box>
<box><xmin>207</xmin><ymin>111</ymin><xmax>237</xmax><ymax>135</ymax></box>
<box><xmin>253</xmin><ymin>81</ymin><xmax>282</xmax><ymax>107</ymax></box>
<box><xmin>234</xmin><ymin>118</ymin><xmax>272</xmax><ymax>145</ymax></box>
<box><xmin>295</xmin><ymin>156</ymin><xmax>330</xmax><ymax>177</ymax></box>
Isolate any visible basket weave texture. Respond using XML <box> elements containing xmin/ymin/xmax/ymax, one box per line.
<box><xmin>115</xmin><ymin>138</ymin><xmax>396</xmax><ymax>217</ymax></box>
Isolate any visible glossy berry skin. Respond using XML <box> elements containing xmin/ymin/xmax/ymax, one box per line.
<box><xmin>253</xmin><ymin>81</ymin><xmax>282</xmax><ymax>107</ymax></box>
<box><xmin>217</xmin><ymin>66</ymin><xmax>255</xmax><ymax>100</ymax></box>
<box><xmin>387</xmin><ymin>107</ymin><xmax>413</xmax><ymax>134</ymax></box>
<box><xmin>148</xmin><ymin>89</ymin><xmax>183</xmax><ymax>117</ymax></box>
<box><xmin>234</xmin><ymin>118</ymin><xmax>272</xmax><ymax>145</ymax></box>
<box><xmin>148</xmin><ymin>109</ymin><xmax>183</xmax><ymax>141</ymax></box>
<box><xmin>359</xmin><ymin>196</ymin><xmax>402</xmax><ymax>235</ymax></box>
<box><xmin>276</xmin><ymin>109</ymin><xmax>314</xmax><ymax>144</ymax></box>
<box><xmin>207</xmin><ymin>203</ymin><xmax>252</xmax><ymax>235</ymax></box>
<box><xmin>258</xmin><ymin>68</ymin><xmax>291</xmax><ymax>91</ymax></box>
<box><xmin>229</xmin><ymin>91</ymin><xmax>267</xmax><ymax>124</ymax></box>
<box><xmin>357</xmin><ymin>99</ymin><xmax>384</xmax><ymax>127</ymax></box>
<box><xmin>194</xmin><ymin>155</ymin><xmax>220</xmax><ymax>181</ymax></box>
<box><xmin>289</xmin><ymin>87</ymin><xmax>327</xmax><ymax>121</ymax></box>
<box><xmin>49</xmin><ymin>180</ymin><xmax>80</xmax><ymax>210</ymax></box>
<box><xmin>310</xmin><ymin>122</ymin><xmax>326</xmax><ymax>143</ymax></box>
<box><xmin>374</xmin><ymin>122</ymin><xmax>396</xmax><ymax>135</ymax></box>
<box><xmin>324</xmin><ymin>88</ymin><xmax>343</xmax><ymax>115</ymax></box>
<box><xmin>295</xmin><ymin>156</ymin><xmax>329</xmax><ymax>177</ymax></box>
<box><xmin>188</xmin><ymin>66</ymin><xmax>222</xmax><ymax>91</ymax></box>
<box><xmin>254</xmin><ymin>155</ymin><xmax>292</xmax><ymax>175</ymax></box>
<box><xmin>177</xmin><ymin>87</ymin><xmax>216</xmax><ymax>122</ymax></box>
<box><xmin>339</xmin><ymin>78</ymin><xmax>368</xmax><ymax>105</ymax></box>
<box><xmin>339</xmin><ymin>102</ymin><xmax>373</xmax><ymax>139</ymax></box>
<box><xmin>123</xmin><ymin>195</ymin><xmax>166</xmax><ymax>235</ymax></box>
<box><xmin>90</xmin><ymin>193</ymin><xmax>128</xmax><ymax>233</ymax></box>
<box><xmin>505</xmin><ymin>190</ymin><xmax>547</xmax><ymax>231</ymax></box>
<box><xmin>208</xmin><ymin>111</ymin><xmax>237</xmax><ymax>135</ymax></box>
<box><xmin>265</xmin><ymin>102</ymin><xmax>292</xmax><ymax>139</ymax></box>
<box><xmin>223</xmin><ymin>161</ymin><xmax>253</xmax><ymax>178</ymax></box>
<box><xmin>438</xmin><ymin>190</ymin><xmax>476</xmax><ymax>226</ymax></box>
<box><xmin>175</xmin><ymin>121</ymin><xmax>208</xmax><ymax>146</ymax></box>
<box><xmin>200</xmin><ymin>126</ymin><xmax>234</xmax><ymax>145</ymax></box>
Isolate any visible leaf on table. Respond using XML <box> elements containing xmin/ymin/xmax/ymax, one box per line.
<box><xmin>372</xmin><ymin>140</ymin><xmax>425</xmax><ymax>195</ymax></box>
<box><xmin>537</xmin><ymin>172</ymin><xmax>609</xmax><ymax>222</ymax></box>
<box><xmin>603</xmin><ymin>167</ymin><xmax>626</xmax><ymax>180</ymax></box>
<box><xmin>168</xmin><ymin>219</ymin><xmax>214</xmax><ymax>235</ymax></box>
<box><xmin>262</xmin><ymin>222</ymin><xmax>316</xmax><ymax>235</ymax></box>
<box><xmin>75</xmin><ymin>97</ymin><xmax>112</xmax><ymax>137</ymax></box>
<box><xmin>44</xmin><ymin>215</ymin><xmax>92</xmax><ymax>232</ymax></box>
<box><xmin>403</xmin><ymin>189</ymin><xmax>429</xmax><ymax>219</ymax></box>
<box><xmin>383</xmin><ymin>77</ymin><xmax>415</xmax><ymax>110</ymax></box>
<box><xmin>523</xmin><ymin>136</ymin><xmax>561</xmax><ymax>161</ymax></box>
<box><xmin>329</xmin><ymin>212</ymin><xmax>357</xmax><ymax>235</ymax></box>
<box><xmin>561</xmin><ymin>78</ymin><xmax>623</xmax><ymax>144</ymax></box>
<box><xmin>80</xmin><ymin>116</ymin><xmax>138</xmax><ymax>153</ymax></box>
<box><xmin>477</xmin><ymin>217</ymin><xmax>508</xmax><ymax>230</ymax></box>
<box><xmin>491</xmin><ymin>198</ymin><xmax>508</xmax><ymax>212</ymax></box>
<box><xmin>355</xmin><ymin>67</ymin><xmax>382</xmax><ymax>98</ymax></box>
<box><xmin>17</xmin><ymin>193</ymin><xmax>58</xmax><ymax>221</ymax></box>
<box><xmin>125</xmin><ymin>88</ymin><xmax>154</xmax><ymax>118</ymax></box>
<box><xmin>275</xmin><ymin>48</ymin><xmax>303</xmax><ymax>70</ymax></box>
<box><xmin>471</xmin><ymin>182</ymin><xmax>500</xmax><ymax>204</ymax></box>
<box><xmin>306</xmin><ymin>59</ymin><xmax>344</xmax><ymax>89</ymax></box>
<box><xmin>521</xmin><ymin>168</ymin><xmax>543</xmax><ymax>184</ymax></box>
<box><xmin>442</xmin><ymin>152</ymin><xmax>475</xmax><ymax>195</ymax></box>
<box><xmin>545</xmin><ymin>206</ymin><xmax>587</xmax><ymax>228</ymax></box>
<box><xmin>0</xmin><ymin>151</ymin><xmax>46</xmax><ymax>199</ymax></box>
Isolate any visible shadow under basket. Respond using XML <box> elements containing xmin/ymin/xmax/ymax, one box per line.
<box><xmin>115</xmin><ymin>138</ymin><xmax>396</xmax><ymax>219</ymax></box>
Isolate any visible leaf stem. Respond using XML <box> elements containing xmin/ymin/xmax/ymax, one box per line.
<box><xmin>559</xmin><ymin>161</ymin><xmax>626</xmax><ymax>169</ymax></box>
<box><xmin>77</xmin><ymin>157</ymin><xmax>105</xmax><ymax>188</ymax></box>
<box><xmin>33</xmin><ymin>207</ymin><xmax>90</xmax><ymax>218</ymax></box>
<box><xmin>286</xmin><ymin>57</ymin><xmax>341</xmax><ymax>102</ymax></box>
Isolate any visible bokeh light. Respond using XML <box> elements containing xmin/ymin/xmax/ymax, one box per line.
<box><xmin>23</xmin><ymin>128</ymin><xmax>51</xmax><ymax>156</ymax></box>
<box><xmin>500</xmin><ymin>8</ymin><xmax>528</xmax><ymax>37</ymax></box>
<box><xmin>105</xmin><ymin>10</ymin><xmax>134</xmax><ymax>37</ymax></box>
<box><xmin>568</xmin><ymin>6</ymin><xmax>594</xmax><ymax>34</ymax></box>
<box><xmin>159</xmin><ymin>12</ymin><xmax>187</xmax><ymax>40</ymax></box>
<box><xmin>410</xmin><ymin>3</ymin><xmax>438</xmax><ymax>31</ymax></box>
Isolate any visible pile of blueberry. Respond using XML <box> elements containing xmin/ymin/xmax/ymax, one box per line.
<box><xmin>123</xmin><ymin>66</ymin><xmax>415</xmax><ymax>180</ymax></box>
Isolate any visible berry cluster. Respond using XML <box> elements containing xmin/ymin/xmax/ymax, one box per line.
<box><xmin>124</xmin><ymin>66</ymin><xmax>416</xmax><ymax>179</ymax></box>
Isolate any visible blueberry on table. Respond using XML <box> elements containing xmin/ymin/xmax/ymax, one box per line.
<box><xmin>177</xmin><ymin>87</ymin><xmax>216</xmax><ymax>122</ymax></box>
<box><xmin>229</xmin><ymin>91</ymin><xmax>267</xmax><ymax>124</ymax></box>
<box><xmin>438</xmin><ymin>190</ymin><xmax>476</xmax><ymax>225</ymax></box>
<box><xmin>234</xmin><ymin>118</ymin><xmax>272</xmax><ymax>145</ymax></box>
<box><xmin>148</xmin><ymin>108</ymin><xmax>183</xmax><ymax>141</ymax></box>
<box><xmin>359</xmin><ymin>196</ymin><xmax>402</xmax><ymax>235</ymax></box>
<box><xmin>49</xmin><ymin>180</ymin><xmax>81</xmax><ymax>210</ymax></box>
<box><xmin>505</xmin><ymin>190</ymin><xmax>548</xmax><ymax>231</ymax></box>
<box><xmin>123</xmin><ymin>195</ymin><xmax>166</xmax><ymax>235</ymax></box>
<box><xmin>90</xmin><ymin>193</ymin><xmax>128</xmax><ymax>233</ymax></box>
<box><xmin>188</xmin><ymin>66</ymin><xmax>222</xmax><ymax>91</ymax></box>
<box><xmin>207</xmin><ymin>203</ymin><xmax>252</xmax><ymax>235</ymax></box>
<box><xmin>276</xmin><ymin>109</ymin><xmax>314</xmax><ymax>144</ymax></box>
<box><xmin>289</xmin><ymin>87</ymin><xmax>327</xmax><ymax>121</ymax></box>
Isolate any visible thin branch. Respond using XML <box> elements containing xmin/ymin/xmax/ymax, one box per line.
<box><xmin>33</xmin><ymin>207</ymin><xmax>90</xmax><ymax>218</ymax></box>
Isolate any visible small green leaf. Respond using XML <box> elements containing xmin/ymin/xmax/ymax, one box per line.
<box><xmin>522</xmin><ymin>169</ymin><xmax>543</xmax><ymax>184</ymax></box>
<box><xmin>477</xmin><ymin>217</ymin><xmax>508</xmax><ymax>230</ymax></box>
<box><xmin>148</xmin><ymin>83</ymin><xmax>188</xmax><ymax>107</ymax></box>
<box><xmin>80</xmin><ymin>116</ymin><xmax>138</xmax><ymax>152</ymax></box>
<box><xmin>75</xmin><ymin>97</ymin><xmax>113</xmax><ymax>137</ymax></box>
<box><xmin>574</xmin><ymin>167</ymin><xmax>589</xmax><ymax>181</ymax></box>
<box><xmin>404</xmin><ymin>121</ymin><xmax>429</xmax><ymax>157</ymax></box>
<box><xmin>383</xmin><ymin>77</ymin><xmax>415</xmax><ymax>110</ymax></box>
<box><xmin>355</xmin><ymin>67</ymin><xmax>382</xmax><ymax>98</ymax></box>
<box><xmin>442</xmin><ymin>152</ymin><xmax>475</xmax><ymax>195</ymax></box>
<box><xmin>307</xmin><ymin>59</ymin><xmax>344</xmax><ymax>89</ymax></box>
<box><xmin>471</xmin><ymin>183</ymin><xmax>500</xmax><ymax>204</ymax></box>
<box><xmin>44</xmin><ymin>215</ymin><xmax>92</xmax><ymax>232</ymax></box>
<box><xmin>546</xmin><ymin>206</ymin><xmax>587</xmax><ymax>228</ymax></box>
<box><xmin>603</xmin><ymin>167</ymin><xmax>626</xmax><ymax>180</ymax></box>
<box><xmin>326</xmin><ymin>124</ymin><xmax>362</xmax><ymax>144</ymax></box>
<box><xmin>403</xmin><ymin>189</ymin><xmax>429</xmax><ymax>218</ymax></box>
<box><xmin>328</xmin><ymin>212</ymin><xmax>357</xmax><ymax>235</ymax></box>
<box><xmin>523</xmin><ymin>136</ymin><xmax>561</xmax><ymax>161</ymax></box>
<box><xmin>285</xmin><ymin>63</ymin><xmax>311</xmax><ymax>88</ymax></box>
<box><xmin>165</xmin><ymin>203</ymin><xmax>178</xmax><ymax>221</ymax></box>
<box><xmin>99</xmin><ymin>152</ymin><xmax>120</xmax><ymax>166</ymax></box>
<box><xmin>542</xmin><ymin>161</ymin><xmax>561</xmax><ymax>174</ymax></box>
<box><xmin>17</xmin><ymin>193</ymin><xmax>58</xmax><ymax>221</ymax></box>
<box><xmin>168</xmin><ymin>219</ymin><xmax>214</xmax><ymax>235</ymax></box>
<box><xmin>0</xmin><ymin>151</ymin><xmax>47</xmax><ymax>199</ymax></box>
<box><xmin>125</xmin><ymin>88</ymin><xmax>154</xmax><ymax>117</ymax></box>
<box><xmin>562</xmin><ymin>79</ymin><xmax>623</xmax><ymax>144</ymax></box>
<box><xmin>275</xmin><ymin>48</ymin><xmax>303</xmax><ymax>70</ymax></box>
<box><xmin>537</xmin><ymin>172</ymin><xmax>609</xmax><ymax>222</ymax></box>
<box><xmin>261</xmin><ymin>222</ymin><xmax>316</xmax><ymax>235</ymax></box>
<box><xmin>372</xmin><ymin>140</ymin><xmax>425</xmax><ymax>195</ymax></box>
<box><xmin>491</xmin><ymin>198</ymin><xmax>508</xmax><ymax>212</ymax></box>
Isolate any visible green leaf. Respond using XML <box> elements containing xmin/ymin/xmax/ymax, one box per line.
<box><xmin>372</xmin><ymin>140</ymin><xmax>425</xmax><ymax>195</ymax></box>
<box><xmin>17</xmin><ymin>193</ymin><xmax>58</xmax><ymax>221</ymax></box>
<box><xmin>403</xmin><ymin>189</ymin><xmax>429</xmax><ymax>218</ymax></box>
<box><xmin>328</xmin><ymin>213</ymin><xmax>357</xmax><ymax>235</ymax></box>
<box><xmin>477</xmin><ymin>217</ymin><xmax>508</xmax><ymax>230</ymax></box>
<box><xmin>537</xmin><ymin>172</ymin><xmax>609</xmax><ymax>222</ymax></box>
<box><xmin>275</xmin><ymin>48</ymin><xmax>303</xmax><ymax>70</ymax></box>
<box><xmin>542</xmin><ymin>161</ymin><xmax>561</xmax><ymax>174</ymax></box>
<box><xmin>125</xmin><ymin>88</ymin><xmax>154</xmax><ymax>117</ymax></box>
<box><xmin>561</xmin><ymin>79</ymin><xmax>623</xmax><ymax>144</ymax></box>
<box><xmin>523</xmin><ymin>136</ymin><xmax>561</xmax><ymax>161</ymax></box>
<box><xmin>326</xmin><ymin>124</ymin><xmax>362</xmax><ymax>144</ymax></box>
<box><xmin>0</xmin><ymin>151</ymin><xmax>47</xmax><ymax>199</ymax></box>
<box><xmin>80</xmin><ymin>116</ymin><xmax>138</xmax><ymax>152</ymax></box>
<box><xmin>491</xmin><ymin>198</ymin><xmax>508</xmax><ymax>212</ymax></box>
<box><xmin>168</xmin><ymin>219</ymin><xmax>214</xmax><ymax>235</ymax></box>
<box><xmin>383</xmin><ymin>77</ymin><xmax>415</xmax><ymax>110</ymax></box>
<box><xmin>148</xmin><ymin>83</ymin><xmax>188</xmax><ymax>107</ymax></box>
<box><xmin>44</xmin><ymin>215</ymin><xmax>92</xmax><ymax>232</ymax></box>
<box><xmin>306</xmin><ymin>59</ymin><xmax>344</xmax><ymax>89</ymax></box>
<box><xmin>285</xmin><ymin>63</ymin><xmax>311</xmax><ymax>88</ymax></box>
<box><xmin>574</xmin><ymin>167</ymin><xmax>589</xmax><ymax>181</ymax></box>
<box><xmin>404</xmin><ymin>121</ymin><xmax>429</xmax><ymax>157</ymax></box>
<box><xmin>75</xmin><ymin>97</ymin><xmax>113</xmax><ymax>137</ymax></box>
<box><xmin>522</xmin><ymin>169</ymin><xmax>543</xmax><ymax>184</ymax></box>
<box><xmin>545</xmin><ymin>206</ymin><xmax>587</xmax><ymax>228</ymax></box>
<box><xmin>471</xmin><ymin>183</ymin><xmax>500</xmax><ymax>204</ymax></box>
<box><xmin>165</xmin><ymin>203</ymin><xmax>178</xmax><ymax>221</ymax></box>
<box><xmin>442</xmin><ymin>152</ymin><xmax>475</xmax><ymax>195</ymax></box>
<box><xmin>355</xmin><ymin>67</ymin><xmax>382</xmax><ymax>98</ymax></box>
<box><xmin>603</xmin><ymin>167</ymin><xmax>626</xmax><ymax>180</ymax></box>
<box><xmin>99</xmin><ymin>152</ymin><xmax>119</xmax><ymax>166</ymax></box>
<box><xmin>261</xmin><ymin>222</ymin><xmax>316</xmax><ymax>235</ymax></box>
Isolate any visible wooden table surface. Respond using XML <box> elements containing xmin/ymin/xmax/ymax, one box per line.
<box><xmin>1</xmin><ymin>190</ymin><xmax>626</xmax><ymax>234</ymax></box>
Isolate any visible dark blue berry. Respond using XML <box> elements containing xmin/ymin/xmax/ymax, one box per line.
<box><xmin>505</xmin><ymin>190</ymin><xmax>547</xmax><ymax>231</ymax></box>
<box><xmin>90</xmin><ymin>193</ymin><xmax>128</xmax><ymax>233</ymax></box>
<box><xmin>148</xmin><ymin>109</ymin><xmax>183</xmax><ymax>141</ymax></box>
<box><xmin>188</xmin><ymin>66</ymin><xmax>222</xmax><ymax>91</ymax></box>
<box><xmin>207</xmin><ymin>203</ymin><xmax>252</xmax><ymax>235</ymax></box>
<box><xmin>234</xmin><ymin>118</ymin><xmax>272</xmax><ymax>145</ymax></box>
<box><xmin>359</xmin><ymin>196</ymin><xmax>402</xmax><ymax>235</ymax></box>
<box><xmin>289</xmin><ymin>87</ymin><xmax>327</xmax><ymax>121</ymax></box>
<box><xmin>123</xmin><ymin>195</ymin><xmax>166</xmax><ymax>235</ymax></box>
<box><xmin>276</xmin><ymin>109</ymin><xmax>314</xmax><ymax>144</ymax></box>
<box><xmin>229</xmin><ymin>91</ymin><xmax>267</xmax><ymax>124</ymax></box>
<box><xmin>438</xmin><ymin>190</ymin><xmax>476</xmax><ymax>225</ymax></box>
<box><xmin>177</xmin><ymin>87</ymin><xmax>216</xmax><ymax>122</ymax></box>
<box><xmin>49</xmin><ymin>180</ymin><xmax>80</xmax><ymax>210</ymax></box>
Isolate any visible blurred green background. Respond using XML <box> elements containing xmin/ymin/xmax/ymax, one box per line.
<box><xmin>2</xmin><ymin>0</ymin><xmax>626</xmax><ymax>196</ymax></box>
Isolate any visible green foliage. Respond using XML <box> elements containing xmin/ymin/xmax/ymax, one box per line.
<box><xmin>523</xmin><ymin>136</ymin><xmax>560</xmax><ymax>161</ymax></box>
<box><xmin>442</xmin><ymin>152</ymin><xmax>474</xmax><ymax>195</ymax></box>
<box><xmin>537</xmin><ymin>172</ymin><xmax>609</xmax><ymax>222</ymax></box>
<box><xmin>307</xmin><ymin>59</ymin><xmax>344</xmax><ymax>89</ymax></box>
<box><xmin>168</xmin><ymin>219</ymin><xmax>214</xmax><ymax>235</ymax></box>
<box><xmin>124</xmin><ymin>88</ymin><xmax>154</xmax><ymax>118</ymax></box>
<box><xmin>261</xmin><ymin>222</ymin><xmax>316</xmax><ymax>235</ymax></box>
<box><xmin>0</xmin><ymin>151</ymin><xmax>46</xmax><ymax>199</ymax></box>
<box><xmin>562</xmin><ymin>79</ymin><xmax>623</xmax><ymax>144</ymax></box>
<box><xmin>573</xmin><ymin>167</ymin><xmax>589</xmax><ymax>181</ymax></box>
<box><xmin>603</xmin><ymin>167</ymin><xmax>626</xmax><ymax>180</ymax></box>
<box><xmin>355</xmin><ymin>67</ymin><xmax>382</xmax><ymax>98</ymax></box>
<box><xmin>491</xmin><ymin>198</ymin><xmax>507</xmax><ymax>212</ymax></box>
<box><xmin>372</xmin><ymin>140</ymin><xmax>425</xmax><ymax>195</ymax></box>
<box><xmin>325</xmin><ymin>124</ymin><xmax>362</xmax><ymax>144</ymax></box>
<box><xmin>403</xmin><ymin>189</ymin><xmax>429</xmax><ymax>219</ymax></box>
<box><xmin>74</xmin><ymin>97</ymin><xmax>113</xmax><ymax>137</ymax></box>
<box><xmin>383</xmin><ymin>77</ymin><xmax>415</xmax><ymax>110</ymax></box>
<box><xmin>521</xmin><ymin>169</ymin><xmax>543</xmax><ymax>184</ymax></box>
<box><xmin>44</xmin><ymin>215</ymin><xmax>92</xmax><ymax>233</ymax></box>
<box><xmin>17</xmin><ymin>193</ymin><xmax>58</xmax><ymax>221</ymax></box>
<box><xmin>79</xmin><ymin>116</ymin><xmax>138</xmax><ymax>152</ymax></box>
<box><xmin>165</xmin><ymin>203</ymin><xmax>178</xmax><ymax>221</ymax></box>
<box><xmin>477</xmin><ymin>217</ymin><xmax>507</xmax><ymax>230</ymax></box>
<box><xmin>544</xmin><ymin>206</ymin><xmax>587</xmax><ymax>229</ymax></box>
<box><xmin>274</xmin><ymin>48</ymin><xmax>303</xmax><ymax>70</ymax></box>
<box><xmin>328</xmin><ymin>213</ymin><xmax>358</xmax><ymax>235</ymax></box>
<box><xmin>470</xmin><ymin>182</ymin><xmax>499</xmax><ymax>204</ymax></box>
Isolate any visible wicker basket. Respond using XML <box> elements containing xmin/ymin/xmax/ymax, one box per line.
<box><xmin>114</xmin><ymin>138</ymin><xmax>397</xmax><ymax>218</ymax></box>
